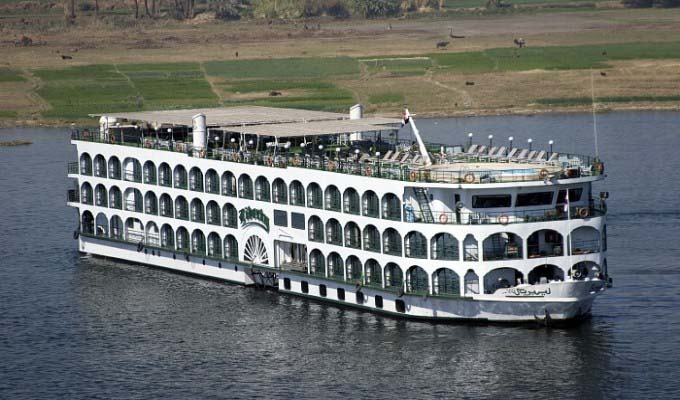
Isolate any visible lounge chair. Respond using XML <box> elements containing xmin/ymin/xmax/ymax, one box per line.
<box><xmin>533</xmin><ymin>150</ymin><xmax>546</xmax><ymax>161</ymax></box>
<box><xmin>382</xmin><ymin>150</ymin><xmax>393</xmax><ymax>161</ymax></box>
<box><xmin>514</xmin><ymin>149</ymin><xmax>529</xmax><ymax>161</ymax></box>
<box><xmin>466</xmin><ymin>144</ymin><xmax>478</xmax><ymax>155</ymax></box>
<box><xmin>523</xmin><ymin>150</ymin><xmax>537</xmax><ymax>162</ymax></box>
<box><xmin>547</xmin><ymin>152</ymin><xmax>559</xmax><ymax>163</ymax></box>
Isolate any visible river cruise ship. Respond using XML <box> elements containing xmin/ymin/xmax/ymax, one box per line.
<box><xmin>67</xmin><ymin>105</ymin><xmax>610</xmax><ymax>322</ymax></box>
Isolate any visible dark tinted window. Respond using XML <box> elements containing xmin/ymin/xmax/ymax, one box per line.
<box><xmin>301</xmin><ymin>281</ymin><xmax>309</xmax><ymax>293</ymax></box>
<box><xmin>283</xmin><ymin>277</ymin><xmax>291</xmax><ymax>290</ymax></box>
<box><xmin>356</xmin><ymin>291</ymin><xmax>365</xmax><ymax>304</ymax></box>
<box><xmin>395</xmin><ymin>299</ymin><xmax>406</xmax><ymax>313</ymax></box>
<box><xmin>375</xmin><ymin>295</ymin><xmax>383</xmax><ymax>308</ymax></box>
<box><xmin>516</xmin><ymin>192</ymin><xmax>554</xmax><ymax>207</ymax></box>
<box><xmin>291</xmin><ymin>212</ymin><xmax>305</xmax><ymax>230</ymax></box>
<box><xmin>337</xmin><ymin>288</ymin><xmax>345</xmax><ymax>301</ymax></box>
<box><xmin>274</xmin><ymin>210</ymin><xmax>287</xmax><ymax>227</ymax></box>
<box><xmin>319</xmin><ymin>284</ymin><xmax>327</xmax><ymax>297</ymax></box>
<box><xmin>556</xmin><ymin>188</ymin><xmax>583</xmax><ymax>203</ymax></box>
<box><xmin>472</xmin><ymin>195</ymin><xmax>511</xmax><ymax>208</ymax></box>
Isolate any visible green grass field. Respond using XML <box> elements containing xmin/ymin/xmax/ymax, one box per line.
<box><xmin>205</xmin><ymin>57</ymin><xmax>360</xmax><ymax>79</ymax></box>
<box><xmin>0</xmin><ymin>69</ymin><xmax>26</xmax><ymax>82</ymax></box>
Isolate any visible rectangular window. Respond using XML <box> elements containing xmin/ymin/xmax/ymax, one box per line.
<box><xmin>516</xmin><ymin>192</ymin><xmax>554</xmax><ymax>207</ymax></box>
<box><xmin>472</xmin><ymin>195</ymin><xmax>511</xmax><ymax>208</ymax></box>
<box><xmin>319</xmin><ymin>284</ymin><xmax>327</xmax><ymax>297</ymax></box>
<box><xmin>273</xmin><ymin>210</ymin><xmax>287</xmax><ymax>227</ymax></box>
<box><xmin>337</xmin><ymin>288</ymin><xmax>345</xmax><ymax>301</ymax></box>
<box><xmin>375</xmin><ymin>295</ymin><xmax>383</xmax><ymax>308</ymax></box>
<box><xmin>291</xmin><ymin>212</ymin><xmax>305</xmax><ymax>230</ymax></box>
<box><xmin>301</xmin><ymin>281</ymin><xmax>309</xmax><ymax>293</ymax></box>
<box><xmin>556</xmin><ymin>188</ymin><xmax>583</xmax><ymax>204</ymax></box>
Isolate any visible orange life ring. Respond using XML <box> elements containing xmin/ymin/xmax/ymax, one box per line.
<box><xmin>464</xmin><ymin>173</ymin><xmax>475</xmax><ymax>183</ymax></box>
<box><xmin>439</xmin><ymin>213</ymin><xmax>449</xmax><ymax>224</ymax></box>
<box><xmin>578</xmin><ymin>207</ymin><xmax>589</xmax><ymax>218</ymax></box>
<box><xmin>498</xmin><ymin>214</ymin><xmax>509</xmax><ymax>225</ymax></box>
<box><xmin>539</xmin><ymin>168</ymin><xmax>549</xmax><ymax>179</ymax></box>
<box><xmin>365</xmin><ymin>167</ymin><xmax>373</xmax><ymax>176</ymax></box>
<box><xmin>328</xmin><ymin>161</ymin><xmax>336</xmax><ymax>171</ymax></box>
<box><xmin>409</xmin><ymin>171</ymin><xmax>417</xmax><ymax>182</ymax></box>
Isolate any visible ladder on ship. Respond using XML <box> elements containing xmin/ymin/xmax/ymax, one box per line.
<box><xmin>413</xmin><ymin>187</ymin><xmax>434</xmax><ymax>223</ymax></box>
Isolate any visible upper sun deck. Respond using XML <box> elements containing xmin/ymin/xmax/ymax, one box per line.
<box><xmin>72</xmin><ymin>106</ymin><xmax>604</xmax><ymax>185</ymax></box>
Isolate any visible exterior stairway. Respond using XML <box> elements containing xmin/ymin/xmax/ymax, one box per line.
<box><xmin>413</xmin><ymin>187</ymin><xmax>435</xmax><ymax>223</ymax></box>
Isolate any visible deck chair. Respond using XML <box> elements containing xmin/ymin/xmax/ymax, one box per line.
<box><xmin>399</xmin><ymin>153</ymin><xmax>411</xmax><ymax>163</ymax></box>
<box><xmin>390</xmin><ymin>151</ymin><xmax>401</xmax><ymax>162</ymax></box>
<box><xmin>412</xmin><ymin>155</ymin><xmax>422</xmax><ymax>165</ymax></box>
<box><xmin>382</xmin><ymin>150</ymin><xmax>393</xmax><ymax>161</ymax></box>
<box><xmin>547</xmin><ymin>152</ymin><xmax>559</xmax><ymax>163</ymax></box>
<box><xmin>466</xmin><ymin>144</ymin><xmax>478</xmax><ymax>155</ymax></box>
<box><xmin>487</xmin><ymin>147</ymin><xmax>498</xmax><ymax>156</ymax></box>
<box><xmin>524</xmin><ymin>150</ymin><xmax>537</xmax><ymax>162</ymax></box>
<box><xmin>514</xmin><ymin>149</ymin><xmax>529</xmax><ymax>161</ymax></box>
<box><xmin>533</xmin><ymin>150</ymin><xmax>546</xmax><ymax>161</ymax></box>
<box><xmin>493</xmin><ymin>146</ymin><xmax>507</xmax><ymax>159</ymax></box>
<box><xmin>476</xmin><ymin>145</ymin><xmax>487</xmax><ymax>155</ymax></box>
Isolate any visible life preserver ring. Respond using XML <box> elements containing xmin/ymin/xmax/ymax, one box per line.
<box><xmin>439</xmin><ymin>213</ymin><xmax>449</xmax><ymax>224</ymax></box>
<box><xmin>328</xmin><ymin>161</ymin><xmax>336</xmax><ymax>171</ymax></box>
<box><xmin>464</xmin><ymin>173</ymin><xmax>475</xmax><ymax>183</ymax></box>
<box><xmin>73</xmin><ymin>230</ymin><xmax>79</xmax><ymax>240</ymax></box>
<box><xmin>365</xmin><ymin>167</ymin><xmax>372</xmax><ymax>176</ymax></box>
<box><xmin>539</xmin><ymin>168</ymin><xmax>549</xmax><ymax>179</ymax></box>
<box><xmin>137</xmin><ymin>242</ymin><xmax>144</xmax><ymax>252</ymax></box>
<box><xmin>410</xmin><ymin>171</ymin><xmax>417</xmax><ymax>182</ymax></box>
<box><xmin>573</xmin><ymin>269</ymin><xmax>582</xmax><ymax>279</ymax></box>
<box><xmin>578</xmin><ymin>207</ymin><xmax>589</xmax><ymax>218</ymax></box>
<box><xmin>232</xmin><ymin>153</ymin><xmax>239</xmax><ymax>162</ymax></box>
<box><xmin>498</xmin><ymin>214</ymin><xmax>509</xmax><ymax>225</ymax></box>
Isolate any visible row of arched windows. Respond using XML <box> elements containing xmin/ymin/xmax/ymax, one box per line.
<box><xmin>81</xmin><ymin>211</ymin><xmax>239</xmax><ymax>259</ymax></box>
<box><xmin>79</xmin><ymin>153</ymin><xmax>402</xmax><ymax>220</ymax></box>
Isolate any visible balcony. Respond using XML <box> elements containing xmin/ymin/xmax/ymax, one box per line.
<box><xmin>67</xmin><ymin>189</ymin><xmax>79</xmax><ymax>203</ymax></box>
<box><xmin>67</xmin><ymin>162</ymin><xmax>79</xmax><ymax>175</ymax></box>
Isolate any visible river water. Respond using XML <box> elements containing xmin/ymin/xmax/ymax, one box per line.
<box><xmin>1</xmin><ymin>111</ymin><xmax>679</xmax><ymax>399</ymax></box>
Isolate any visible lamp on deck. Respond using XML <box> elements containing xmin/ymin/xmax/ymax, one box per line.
<box><xmin>508</xmin><ymin>136</ymin><xmax>514</xmax><ymax>150</ymax></box>
<box><xmin>549</xmin><ymin>140</ymin><xmax>554</xmax><ymax>157</ymax></box>
<box><xmin>468</xmin><ymin>132</ymin><xmax>473</xmax><ymax>148</ymax></box>
<box><xmin>528</xmin><ymin>138</ymin><xmax>533</xmax><ymax>151</ymax></box>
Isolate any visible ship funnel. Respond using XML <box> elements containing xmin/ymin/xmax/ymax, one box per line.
<box><xmin>349</xmin><ymin>104</ymin><xmax>363</xmax><ymax>120</ymax></box>
<box><xmin>192</xmin><ymin>113</ymin><xmax>207</xmax><ymax>150</ymax></box>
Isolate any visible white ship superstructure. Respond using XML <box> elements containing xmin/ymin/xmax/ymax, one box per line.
<box><xmin>67</xmin><ymin>106</ymin><xmax>610</xmax><ymax>322</ymax></box>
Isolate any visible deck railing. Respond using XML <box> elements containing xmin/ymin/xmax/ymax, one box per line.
<box><xmin>67</xmin><ymin>189</ymin><xmax>79</xmax><ymax>203</ymax></box>
<box><xmin>68</xmin><ymin>162</ymin><xmax>79</xmax><ymax>175</ymax></box>
<box><xmin>71</xmin><ymin>130</ymin><xmax>603</xmax><ymax>185</ymax></box>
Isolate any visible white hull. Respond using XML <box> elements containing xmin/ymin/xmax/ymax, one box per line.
<box><xmin>79</xmin><ymin>235</ymin><xmax>602</xmax><ymax>322</ymax></box>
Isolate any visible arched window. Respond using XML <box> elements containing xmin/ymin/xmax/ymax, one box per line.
<box><xmin>174</xmin><ymin>165</ymin><xmax>188</xmax><ymax>189</ymax></box>
<box><xmin>431</xmin><ymin>233</ymin><xmax>459</xmax><ymax>260</ymax></box>
<box><xmin>382</xmin><ymin>193</ymin><xmax>401</xmax><ymax>221</ymax></box>
<box><xmin>189</xmin><ymin>167</ymin><xmax>203</xmax><ymax>192</ymax></box>
<box><xmin>80</xmin><ymin>182</ymin><xmax>93</xmax><ymax>205</ymax></box>
<box><xmin>343</xmin><ymin>188</ymin><xmax>360</xmax><ymax>215</ymax></box>
<box><xmin>159</xmin><ymin>194</ymin><xmax>173</xmax><ymax>217</ymax></box>
<box><xmin>307</xmin><ymin>183</ymin><xmax>323</xmax><ymax>209</ymax></box>
<box><xmin>238</xmin><ymin>174</ymin><xmax>253</xmax><ymax>199</ymax></box>
<box><xmin>81</xmin><ymin>211</ymin><xmax>94</xmax><ymax>234</ymax></box>
<box><xmin>344</xmin><ymin>222</ymin><xmax>361</xmax><ymax>249</ymax></box>
<box><xmin>146</xmin><ymin>221</ymin><xmax>159</xmax><ymax>246</ymax></box>
<box><xmin>327</xmin><ymin>252</ymin><xmax>344</xmax><ymax>279</ymax></box>
<box><xmin>463</xmin><ymin>234</ymin><xmax>478</xmax><ymax>261</ymax></box>
<box><xmin>160</xmin><ymin>224</ymin><xmax>174</xmax><ymax>249</ymax></box>
<box><xmin>363</xmin><ymin>225</ymin><xmax>380</xmax><ymax>253</ymax></box>
<box><xmin>406</xmin><ymin>266</ymin><xmax>429</xmax><ymax>294</ymax></box>
<box><xmin>309</xmin><ymin>249</ymin><xmax>325</xmax><ymax>276</ymax></box>
<box><xmin>570</xmin><ymin>226</ymin><xmax>601</xmax><ymax>255</ymax></box>
<box><xmin>123</xmin><ymin>158</ymin><xmax>142</xmax><ymax>182</ymax></box>
<box><xmin>109</xmin><ymin>186</ymin><xmax>122</xmax><ymax>209</ymax></box>
<box><xmin>364</xmin><ymin>259</ymin><xmax>382</xmax><ymax>287</ymax></box>
<box><xmin>484</xmin><ymin>268</ymin><xmax>524</xmax><ymax>294</ymax></box>
<box><xmin>346</xmin><ymin>256</ymin><xmax>362</xmax><ymax>282</ymax></box>
<box><xmin>110</xmin><ymin>215</ymin><xmax>123</xmax><ymax>239</ymax></box>
<box><xmin>255</xmin><ymin>176</ymin><xmax>270</xmax><ymax>201</ymax></box>
<box><xmin>94</xmin><ymin>184</ymin><xmax>107</xmax><ymax>207</ymax></box>
<box><xmin>158</xmin><ymin>162</ymin><xmax>171</xmax><ymax>186</ymax></box>
<box><xmin>289</xmin><ymin>180</ymin><xmax>305</xmax><ymax>206</ymax></box>
<box><xmin>205</xmin><ymin>169</ymin><xmax>219</xmax><ymax>194</ymax></box>
<box><xmin>324</xmin><ymin>185</ymin><xmax>341</xmax><ymax>211</ymax></box>
<box><xmin>483</xmin><ymin>232</ymin><xmax>523</xmax><ymax>261</ymax></box>
<box><xmin>144</xmin><ymin>191</ymin><xmax>158</xmax><ymax>215</ymax></box>
<box><xmin>175</xmin><ymin>196</ymin><xmax>189</xmax><ymax>220</ymax></box>
<box><xmin>404</xmin><ymin>231</ymin><xmax>427</xmax><ymax>259</ymax></box>
<box><xmin>433</xmin><ymin>268</ymin><xmax>460</xmax><ymax>296</ymax></box>
<box><xmin>176</xmin><ymin>226</ymin><xmax>189</xmax><ymax>253</ymax></box>
<box><xmin>93</xmin><ymin>155</ymin><xmax>106</xmax><ymax>178</ymax></box>
<box><xmin>79</xmin><ymin>153</ymin><xmax>92</xmax><ymax>176</ymax></box>
<box><xmin>383</xmin><ymin>228</ymin><xmax>402</xmax><ymax>256</ymax></box>
<box><xmin>190</xmin><ymin>198</ymin><xmax>205</xmax><ymax>223</ymax></box>
<box><xmin>95</xmin><ymin>213</ymin><xmax>108</xmax><ymax>236</ymax></box>
<box><xmin>143</xmin><ymin>161</ymin><xmax>156</xmax><ymax>184</ymax></box>
<box><xmin>272</xmin><ymin>178</ymin><xmax>287</xmax><ymax>204</ymax></box>
<box><xmin>108</xmin><ymin>156</ymin><xmax>121</xmax><ymax>180</ymax></box>
<box><xmin>222</xmin><ymin>171</ymin><xmax>236</xmax><ymax>197</ymax></box>
<box><xmin>206</xmin><ymin>201</ymin><xmax>221</xmax><ymax>225</ymax></box>
<box><xmin>326</xmin><ymin>218</ymin><xmax>343</xmax><ymax>245</ymax></box>
<box><xmin>207</xmin><ymin>232</ymin><xmax>222</xmax><ymax>257</ymax></box>
<box><xmin>124</xmin><ymin>188</ymin><xmax>142</xmax><ymax>213</ymax></box>
<box><xmin>362</xmin><ymin>190</ymin><xmax>379</xmax><ymax>217</ymax></box>
<box><xmin>224</xmin><ymin>235</ymin><xmax>238</xmax><ymax>259</ymax></box>
<box><xmin>223</xmin><ymin>204</ymin><xmax>237</xmax><ymax>228</ymax></box>
<box><xmin>308</xmin><ymin>216</ymin><xmax>324</xmax><ymax>242</ymax></box>
<box><xmin>125</xmin><ymin>217</ymin><xmax>144</xmax><ymax>242</ymax></box>
<box><xmin>528</xmin><ymin>229</ymin><xmax>564</xmax><ymax>258</ymax></box>
<box><xmin>570</xmin><ymin>261</ymin><xmax>601</xmax><ymax>280</ymax></box>
<box><xmin>384</xmin><ymin>263</ymin><xmax>403</xmax><ymax>290</ymax></box>
<box><xmin>464</xmin><ymin>269</ymin><xmax>479</xmax><ymax>295</ymax></box>
<box><xmin>191</xmin><ymin>229</ymin><xmax>206</xmax><ymax>255</ymax></box>
<box><xmin>528</xmin><ymin>264</ymin><xmax>564</xmax><ymax>284</ymax></box>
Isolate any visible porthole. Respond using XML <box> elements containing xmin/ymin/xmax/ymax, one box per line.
<box><xmin>301</xmin><ymin>281</ymin><xmax>309</xmax><ymax>293</ymax></box>
<box><xmin>337</xmin><ymin>288</ymin><xmax>345</xmax><ymax>301</ymax></box>
<box><xmin>356</xmin><ymin>291</ymin><xmax>364</xmax><ymax>304</ymax></box>
<box><xmin>283</xmin><ymin>278</ymin><xmax>291</xmax><ymax>290</ymax></box>
<box><xmin>319</xmin><ymin>284</ymin><xmax>327</xmax><ymax>297</ymax></box>
<box><xmin>395</xmin><ymin>299</ymin><xmax>406</xmax><ymax>313</ymax></box>
<box><xmin>375</xmin><ymin>295</ymin><xmax>383</xmax><ymax>308</ymax></box>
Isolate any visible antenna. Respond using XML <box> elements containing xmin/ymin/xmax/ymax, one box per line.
<box><xmin>590</xmin><ymin>70</ymin><xmax>600</xmax><ymax>158</ymax></box>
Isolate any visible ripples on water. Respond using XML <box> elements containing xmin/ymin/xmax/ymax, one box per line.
<box><xmin>1</xmin><ymin>112</ymin><xmax>680</xmax><ymax>399</ymax></box>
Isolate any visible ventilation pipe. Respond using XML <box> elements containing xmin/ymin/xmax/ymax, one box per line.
<box><xmin>349</xmin><ymin>104</ymin><xmax>363</xmax><ymax>120</ymax></box>
<box><xmin>192</xmin><ymin>113</ymin><xmax>207</xmax><ymax>150</ymax></box>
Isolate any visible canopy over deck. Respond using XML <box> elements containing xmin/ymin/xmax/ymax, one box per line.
<box><xmin>91</xmin><ymin>106</ymin><xmax>400</xmax><ymax>136</ymax></box>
